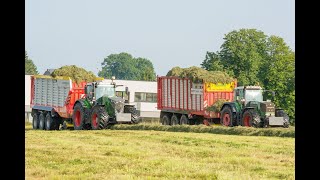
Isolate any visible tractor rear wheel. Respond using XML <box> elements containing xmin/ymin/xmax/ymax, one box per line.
<box><xmin>241</xmin><ymin>109</ymin><xmax>262</xmax><ymax>128</ymax></box>
<box><xmin>161</xmin><ymin>114</ymin><xmax>170</xmax><ymax>125</ymax></box>
<box><xmin>90</xmin><ymin>106</ymin><xmax>109</xmax><ymax>130</ymax></box>
<box><xmin>180</xmin><ymin>115</ymin><xmax>189</xmax><ymax>125</ymax></box>
<box><xmin>171</xmin><ymin>114</ymin><xmax>179</xmax><ymax>125</ymax></box>
<box><xmin>45</xmin><ymin>112</ymin><xmax>55</xmax><ymax>130</ymax></box>
<box><xmin>39</xmin><ymin>112</ymin><xmax>46</xmax><ymax>130</ymax></box>
<box><xmin>220</xmin><ymin>106</ymin><xmax>233</xmax><ymax>127</ymax></box>
<box><xmin>276</xmin><ymin>110</ymin><xmax>290</xmax><ymax>128</ymax></box>
<box><xmin>32</xmin><ymin>113</ymin><xmax>39</xmax><ymax>129</ymax></box>
<box><xmin>72</xmin><ymin>103</ymin><xmax>85</xmax><ymax>130</ymax></box>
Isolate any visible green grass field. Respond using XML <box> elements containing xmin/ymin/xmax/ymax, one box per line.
<box><xmin>25</xmin><ymin>123</ymin><xmax>294</xmax><ymax>179</ymax></box>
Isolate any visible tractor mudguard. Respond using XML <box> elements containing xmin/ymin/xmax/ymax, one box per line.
<box><xmin>220</xmin><ymin>102</ymin><xmax>238</xmax><ymax>113</ymax></box>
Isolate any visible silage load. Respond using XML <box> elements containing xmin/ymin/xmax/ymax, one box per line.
<box><xmin>205</xmin><ymin>99</ymin><xmax>228</xmax><ymax>113</ymax></box>
<box><xmin>166</xmin><ymin>66</ymin><xmax>234</xmax><ymax>83</ymax></box>
<box><xmin>51</xmin><ymin>65</ymin><xmax>98</xmax><ymax>84</ymax></box>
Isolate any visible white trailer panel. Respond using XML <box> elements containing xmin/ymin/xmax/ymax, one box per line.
<box><xmin>33</xmin><ymin>77</ymin><xmax>72</xmax><ymax>107</ymax></box>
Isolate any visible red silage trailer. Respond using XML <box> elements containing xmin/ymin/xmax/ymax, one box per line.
<box><xmin>30</xmin><ymin>75</ymin><xmax>87</xmax><ymax>130</ymax></box>
<box><xmin>157</xmin><ymin>76</ymin><xmax>237</xmax><ymax>125</ymax></box>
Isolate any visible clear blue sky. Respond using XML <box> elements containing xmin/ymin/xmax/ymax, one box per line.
<box><xmin>25</xmin><ymin>0</ymin><xmax>295</xmax><ymax>76</ymax></box>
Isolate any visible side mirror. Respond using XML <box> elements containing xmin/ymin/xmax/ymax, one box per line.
<box><xmin>125</xmin><ymin>87</ymin><xmax>129</xmax><ymax>95</ymax></box>
<box><xmin>236</xmin><ymin>90</ymin><xmax>239</xmax><ymax>96</ymax></box>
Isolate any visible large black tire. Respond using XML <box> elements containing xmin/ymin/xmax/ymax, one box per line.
<box><xmin>72</xmin><ymin>103</ymin><xmax>85</xmax><ymax>130</ymax></box>
<box><xmin>39</xmin><ymin>112</ymin><xmax>46</xmax><ymax>130</ymax></box>
<box><xmin>45</xmin><ymin>112</ymin><xmax>56</xmax><ymax>130</ymax></box>
<box><xmin>171</xmin><ymin>114</ymin><xmax>179</xmax><ymax>125</ymax></box>
<box><xmin>90</xmin><ymin>106</ymin><xmax>109</xmax><ymax>130</ymax></box>
<box><xmin>124</xmin><ymin>106</ymin><xmax>140</xmax><ymax>123</ymax></box>
<box><xmin>276</xmin><ymin>110</ymin><xmax>290</xmax><ymax>128</ymax></box>
<box><xmin>131</xmin><ymin>109</ymin><xmax>140</xmax><ymax>123</ymax></box>
<box><xmin>241</xmin><ymin>109</ymin><xmax>262</xmax><ymax>128</ymax></box>
<box><xmin>32</xmin><ymin>113</ymin><xmax>39</xmax><ymax>129</ymax></box>
<box><xmin>161</xmin><ymin>114</ymin><xmax>170</xmax><ymax>125</ymax></box>
<box><xmin>220</xmin><ymin>106</ymin><xmax>233</xmax><ymax>127</ymax></box>
<box><xmin>180</xmin><ymin>115</ymin><xmax>189</xmax><ymax>125</ymax></box>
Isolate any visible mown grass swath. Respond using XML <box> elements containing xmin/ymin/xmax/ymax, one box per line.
<box><xmin>109</xmin><ymin>124</ymin><xmax>295</xmax><ymax>138</ymax></box>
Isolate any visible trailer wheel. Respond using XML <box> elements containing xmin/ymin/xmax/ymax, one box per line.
<box><xmin>90</xmin><ymin>106</ymin><xmax>109</xmax><ymax>130</ymax></box>
<box><xmin>242</xmin><ymin>109</ymin><xmax>262</xmax><ymax>128</ymax></box>
<box><xmin>72</xmin><ymin>103</ymin><xmax>85</xmax><ymax>130</ymax></box>
<box><xmin>220</xmin><ymin>106</ymin><xmax>233</xmax><ymax>127</ymax></box>
<box><xmin>180</xmin><ymin>115</ymin><xmax>189</xmax><ymax>125</ymax></box>
<box><xmin>276</xmin><ymin>110</ymin><xmax>290</xmax><ymax>128</ymax></box>
<box><xmin>32</xmin><ymin>113</ymin><xmax>39</xmax><ymax>129</ymax></box>
<box><xmin>39</xmin><ymin>112</ymin><xmax>46</xmax><ymax>130</ymax></box>
<box><xmin>171</xmin><ymin>115</ymin><xmax>179</xmax><ymax>125</ymax></box>
<box><xmin>161</xmin><ymin>114</ymin><xmax>170</xmax><ymax>125</ymax></box>
<box><xmin>45</xmin><ymin>113</ymin><xmax>55</xmax><ymax>130</ymax></box>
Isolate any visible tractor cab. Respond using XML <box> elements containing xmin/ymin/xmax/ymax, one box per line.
<box><xmin>234</xmin><ymin>86</ymin><xmax>263</xmax><ymax>108</ymax></box>
<box><xmin>85</xmin><ymin>82</ymin><xmax>116</xmax><ymax>103</ymax></box>
<box><xmin>115</xmin><ymin>85</ymin><xmax>129</xmax><ymax>103</ymax></box>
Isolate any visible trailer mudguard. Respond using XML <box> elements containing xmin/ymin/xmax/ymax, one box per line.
<box><xmin>32</xmin><ymin>105</ymin><xmax>54</xmax><ymax>112</ymax></box>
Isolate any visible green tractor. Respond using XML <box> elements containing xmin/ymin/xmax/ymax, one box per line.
<box><xmin>69</xmin><ymin>79</ymin><xmax>140</xmax><ymax>130</ymax></box>
<box><xmin>219</xmin><ymin>86</ymin><xmax>290</xmax><ymax>128</ymax></box>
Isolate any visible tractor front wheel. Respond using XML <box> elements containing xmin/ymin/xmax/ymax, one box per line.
<box><xmin>90</xmin><ymin>106</ymin><xmax>109</xmax><ymax>130</ymax></box>
<box><xmin>241</xmin><ymin>109</ymin><xmax>262</xmax><ymax>128</ymax></box>
<box><xmin>276</xmin><ymin>110</ymin><xmax>290</xmax><ymax>128</ymax></box>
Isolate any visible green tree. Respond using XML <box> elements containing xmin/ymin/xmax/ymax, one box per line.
<box><xmin>25</xmin><ymin>51</ymin><xmax>38</xmax><ymax>75</ymax></box>
<box><xmin>219</xmin><ymin>29</ymin><xmax>268</xmax><ymax>86</ymax></box>
<box><xmin>262</xmin><ymin>36</ymin><xmax>295</xmax><ymax>121</ymax></box>
<box><xmin>201</xmin><ymin>51</ymin><xmax>224</xmax><ymax>72</ymax></box>
<box><xmin>98</xmin><ymin>52</ymin><xmax>156</xmax><ymax>81</ymax></box>
<box><xmin>201</xmin><ymin>29</ymin><xmax>295</xmax><ymax>120</ymax></box>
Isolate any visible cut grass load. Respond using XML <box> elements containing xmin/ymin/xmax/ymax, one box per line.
<box><xmin>26</xmin><ymin>124</ymin><xmax>294</xmax><ymax>179</ymax></box>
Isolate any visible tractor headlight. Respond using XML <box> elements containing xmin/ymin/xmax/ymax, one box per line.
<box><xmin>114</xmin><ymin>101</ymin><xmax>124</xmax><ymax>113</ymax></box>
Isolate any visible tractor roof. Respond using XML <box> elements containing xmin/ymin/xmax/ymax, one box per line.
<box><xmin>236</xmin><ymin>86</ymin><xmax>262</xmax><ymax>90</ymax></box>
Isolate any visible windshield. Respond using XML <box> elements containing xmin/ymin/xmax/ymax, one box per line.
<box><xmin>245</xmin><ymin>90</ymin><xmax>263</xmax><ymax>102</ymax></box>
<box><xmin>95</xmin><ymin>85</ymin><xmax>115</xmax><ymax>99</ymax></box>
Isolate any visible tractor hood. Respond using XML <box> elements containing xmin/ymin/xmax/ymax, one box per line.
<box><xmin>260</xmin><ymin>101</ymin><xmax>276</xmax><ymax>116</ymax></box>
<box><xmin>108</xmin><ymin>96</ymin><xmax>125</xmax><ymax>103</ymax></box>
<box><xmin>96</xmin><ymin>95</ymin><xmax>125</xmax><ymax>116</ymax></box>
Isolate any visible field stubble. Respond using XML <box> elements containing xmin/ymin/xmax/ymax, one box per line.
<box><xmin>25</xmin><ymin>122</ymin><xmax>294</xmax><ymax>179</ymax></box>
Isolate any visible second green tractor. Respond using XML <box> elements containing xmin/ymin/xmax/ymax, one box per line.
<box><xmin>219</xmin><ymin>86</ymin><xmax>290</xmax><ymax>128</ymax></box>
